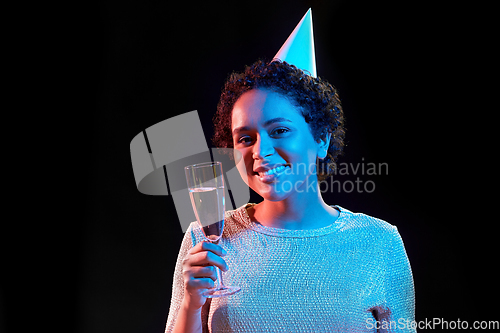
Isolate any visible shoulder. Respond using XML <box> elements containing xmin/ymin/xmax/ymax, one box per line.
<box><xmin>336</xmin><ymin>206</ymin><xmax>410</xmax><ymax>260</ymax></box>
<box><xmin>335</xmin><ymin>205</ymin><xmax>399</xmax><ymax>240</ymax></box>
<box><xmin>225</xmin><ymin>204</ymin><xmax>250</xmax><ymax>222</ymax></box>
<box><xmin>221</xmin><ymin>204</ymin><xmax>254</xmax><ymax>237</ymax></box>
<box><xmin>183</xmin><ymin>221</ymin><xmax>206</xmax><ymax>246</ymax></box>
<box><xmin>186</xmin><ymin>204</ymin><xmax>253</xmax><ymax>243</ymax></box>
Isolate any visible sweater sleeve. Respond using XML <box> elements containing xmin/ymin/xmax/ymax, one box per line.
<box><xmin>379</xmin><ymin>226</ymin><xmax>416</xmax><ymax>332</ymax></box>
<box><xmin>164</xmin><ymin>222</ymin><xmax>204</xmax><ymax>333</ymax></box>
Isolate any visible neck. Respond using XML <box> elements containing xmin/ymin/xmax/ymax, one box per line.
<box><xmin>251</xmin><ymin>180</ymin><xmax>338</xmax><ymax>230</ymax></box>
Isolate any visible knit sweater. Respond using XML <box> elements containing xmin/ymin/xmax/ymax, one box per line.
<box><xmin>165</xmin><ymin>204</ymin><xmax>416</xmax><ymax>332</ymax></box>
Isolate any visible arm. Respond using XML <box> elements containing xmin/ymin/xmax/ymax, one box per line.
<box><xmin>383</xmin><ymin>227</ymin><xmax>416</xmax><ymax>333</ymax></box>
<box><xmin>171</xmin><ymin>302</ymin><xmax>204</xmax><ymax>333</ymax></box>
<box><xmin>172</xmin><ymin>297</ymin><xmax>211</xmax><ymax>333</ymax></box>
<box><xmin>165</xmin><ymin>224</ymin><xmax>196</xmax><ymax>333</ymax></box>
<box><xmin>165</xmin><ymin>225</ymin><xmax>228</xmax><ymax>333</ymax></box>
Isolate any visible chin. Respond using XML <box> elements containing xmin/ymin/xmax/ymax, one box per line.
<box><xmin>260</xmin><ymin>192</ymin><xmax>289</xmax><ymax>202</ymax></box>
<box><xmin>250</xmin><ymin>181</ymin><xmax>293</xmax><ymax>202</ymax></box>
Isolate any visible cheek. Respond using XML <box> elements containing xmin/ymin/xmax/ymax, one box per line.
<box><xmin>278</xmin><ymin>140</ymin><xmax>318</xmax><ymax>167</ymax></box>
<box><xmin>234</xmin><ymin>149</ymin><xmax>253</xmax><ymax>185</ymax></box>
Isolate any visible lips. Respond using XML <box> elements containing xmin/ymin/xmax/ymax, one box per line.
<box><xmin>253</xmin><ymin>164</ymin><xmax>291</xmax><ymax>183</ymax></box>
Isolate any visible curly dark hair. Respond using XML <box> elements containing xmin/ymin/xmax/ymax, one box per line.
<box><xmin>212</xmin><ymin>60</ymin><xmax>345</xmax><ymax>181</ymax></box>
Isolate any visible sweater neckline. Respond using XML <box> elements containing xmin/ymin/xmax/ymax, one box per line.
<box><xmin>233</xmin><ymin>203</ymin><xmax>346</xmax><ymax>238</ymax></box>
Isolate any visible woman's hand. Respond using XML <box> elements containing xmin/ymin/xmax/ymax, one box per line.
<box><xmin>181</xmin><ymin>241</ymin><xmax>228</xmax><ymax>310</ymax></box>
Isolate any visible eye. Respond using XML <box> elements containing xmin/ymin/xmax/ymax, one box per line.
<box><xmin>237</xmin><ymin>135</ymin><xmax>252</xmax><ymax>144</ymax></box>
<box><xmin>270</xmin><ymin>127</ymin><xmax>290</xmax><ymax>137</ymax></box>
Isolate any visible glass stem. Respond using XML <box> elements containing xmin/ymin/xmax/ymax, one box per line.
<box><xmin>212</xmin><ymin>239</ymin><xmax>224</xmax><ymax>289</ymax></box>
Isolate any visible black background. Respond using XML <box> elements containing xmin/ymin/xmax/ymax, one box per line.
<box><xmin>6</xmin><ymin>0</ymin><xmax>495</xmax><ymax>332</ymax></box>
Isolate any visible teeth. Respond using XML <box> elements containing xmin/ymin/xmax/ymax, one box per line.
<box><xmin>260</xmin><ymin>165</ymin><xmax>288</xmax><ymax>176</ymax></box>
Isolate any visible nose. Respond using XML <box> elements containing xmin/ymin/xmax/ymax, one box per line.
<box><xmin>252</xmin><ymin>134</ymin><xmax>274</xmax><ymax>160</ymax></box>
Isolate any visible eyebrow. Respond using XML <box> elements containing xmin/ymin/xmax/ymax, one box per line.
<box><xmin>232</xmin><ymin>117</ymin><xmax>293</xmax><ymax>136</ymax></box>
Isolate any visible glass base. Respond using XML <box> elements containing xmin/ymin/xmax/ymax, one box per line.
<box><xmin>202</xmin><ymin>286</ymin><xmax>241</xmax><ymax>298</ymax></box>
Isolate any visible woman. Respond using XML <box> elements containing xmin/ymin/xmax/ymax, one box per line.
<box><xmin>165</xmin><ymin>60</ymin><xmax>415</xmax><ymax>332</ymax></box>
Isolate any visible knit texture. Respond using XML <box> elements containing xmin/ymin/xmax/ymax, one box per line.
<box><xmin>165</xmin><ymin>204</ymin><xmax>415</xmax><ymax>332</ymax></box>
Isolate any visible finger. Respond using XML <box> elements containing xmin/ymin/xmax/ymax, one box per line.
<box><xmin>188</xmin><ymin>251</ymin><xmax>229</xmax><ymax>272</ymax></box>
<box><xmin>186</xmin><ymin>277</ymin><xmax>215</xmax><ymax>290</ymax></box>
<box><xmin>188</xmin><ymin>265</ymin><xmax>217</xmax><ymax>281</ymax></box>
<box><xmin>188</xmin><ymin>241</ymin><xmax>227</xmax><ymax>257</ymax></box>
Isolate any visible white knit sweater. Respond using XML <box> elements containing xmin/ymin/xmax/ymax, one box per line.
<box><xmin>165</xmin><ymin>204</ymin><xmax>416</xmax><ymax>332</ymax></box>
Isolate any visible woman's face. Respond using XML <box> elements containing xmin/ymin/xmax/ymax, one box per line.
<box><xmin>231</xmin><ymin>88</ymin><xmax>328</xmax><ymax>202</ymax></box>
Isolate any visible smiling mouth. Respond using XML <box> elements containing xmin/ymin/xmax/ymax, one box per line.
<box><xmin>255</xmin><ymin>164</ymin><xmax>291</xmax><ymax>182</ymax></box>
<box><xmin>257</xmin><ymin>165</ymin><xmax>289</xmax><ymax>176</ymax></box>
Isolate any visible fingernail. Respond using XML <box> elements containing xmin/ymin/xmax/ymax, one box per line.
<box><xmin>221</xmin><ymin>248</ymin><xmax>228</xmax><ymax>256</ymax></box>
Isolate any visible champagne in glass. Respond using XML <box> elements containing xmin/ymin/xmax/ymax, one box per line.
<box><xmin>189</xmin><ymin>187</ymin><xmax>225</xmax><ymax>242</ymax></box>
<box><xmin>185</xmin><ymin>162</ymin><xmax>241</xmax><ymax>298</ymax></box>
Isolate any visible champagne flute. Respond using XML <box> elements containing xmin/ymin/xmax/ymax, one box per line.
<box><xmin>184</xmin><ymin>161</ymin><xmax>241</xmax><ymax>298</ymax></box>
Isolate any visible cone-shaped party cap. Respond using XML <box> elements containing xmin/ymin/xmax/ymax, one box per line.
<box><xmin>273</xmin><ymin>8</ymin><xmax>317</xmax><ymax>78</ymax></box>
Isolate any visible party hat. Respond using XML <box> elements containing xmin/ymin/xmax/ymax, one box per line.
<box><xmin>273</xmin><ymin>8</ymin><xmax>317</xmax><ymax>78</ymax></box>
